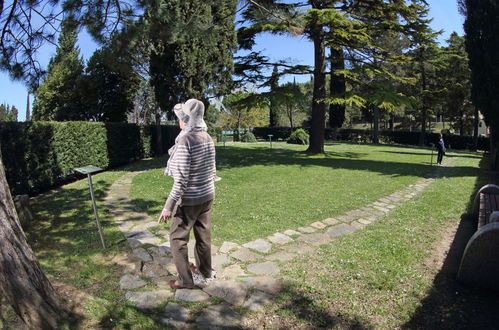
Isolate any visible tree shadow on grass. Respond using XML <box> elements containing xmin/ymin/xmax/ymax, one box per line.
<box><xmin>402</xmin><ymin>155</ymin><xmax>499</xmax><ymax>329</ymax></box>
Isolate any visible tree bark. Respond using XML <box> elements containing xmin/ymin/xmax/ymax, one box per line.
<box><xmin>0</xmin><ymin>152</ymin><xmax>65</xmax><ymax>329</ymax></box>
<box><xmin>307</xmin><ymin>15</ymin><xmax>326</xmax><ymax>154</ymax></box>
<box><xmin>372</xmin><ymin>105</ymin><xmax>380</xmax><ymax>144</ymax></box>
<box><xmin>155</xmin><ymin>110</ymin><xmax>163</xmax><ymax>155</ymax></box>
<box><xmin>473</xmin><ymin>105</ymin><xmax>479</xmax><ymax>150</ymax></box>
<box><xmin>419</xmin><ymin>62</ymin><xmax>427</xmax><ymax>146</ymax></box>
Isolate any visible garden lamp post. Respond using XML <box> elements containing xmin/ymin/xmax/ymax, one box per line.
<box><xmin>74</xmin><ymin>165</ymin><xmax>106</xmax><ymax>248</ymax></box>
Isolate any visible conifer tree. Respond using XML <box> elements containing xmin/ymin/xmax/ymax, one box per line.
<box><xmin>268</xmin><ymin>65</ymin><xmax>280</xmax><ymax>127</ymax></box>
<box><xmin>32</xmin><ymin>21</ymin><xmax>85</xmax><ymax>121</ymax></box>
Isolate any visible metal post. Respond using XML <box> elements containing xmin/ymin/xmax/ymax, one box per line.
<box><xmin>87</xmin><ymin>174</ymin><xmax>106</xmax><ymax>248</ymax></box>
<box><xmin>430</xmin><ymin>143</ymin><xmax>434</xmax><ymax>166</ymax></box>
<box><xmin>268</xmin><ymin>134</ymin><xmax>273</xmax><ymax>149</ymax></box>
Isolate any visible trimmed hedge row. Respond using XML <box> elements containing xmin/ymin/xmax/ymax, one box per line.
<box><xmin>252</xmin><ymin>126</ymin><xmax>490</xmax><ymax>151</ymax></box>
<box><xmin>0</xmin><ymin>122</ymin><xmax>179</xmax><ymax>195</ymax></box>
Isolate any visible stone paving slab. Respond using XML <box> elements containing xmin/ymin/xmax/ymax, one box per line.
<box><xmin>239</xmin><ymin>276</ymin><xmax>283</xmax><ymax>295</ymax></box>
<box><xmin>267</xmin><ymin>232</ymin><xmax>293</xmax><ymax>244</ymax></box>
<box><xmin>323</xmin><ymin>218</ymin><xmax>338</xmax><ymax>226</ymax></box>
<box><xmin>203</xmin><ymin>280</ymin><xmax>248</xmax><ymax>305</ymax></box>
<box><xmin>247</xmin><ymin>261</ymin><xmax>279</xmax><ymax>276</ymax></box>
<box><xmin>266</xmin><ymin>251</ymin><xmax>296</xmax><ymax>262</ymax></box>
<box><xmin>286</xmin><ymin>243</ymin><xmax>315</xmax><ymax>255</ymax></box>
<box><xmin>230</xmin><ymin>247</ymin><xmax>260</xmax><ymax>262</ymax></box>
<box><xmin>242</xmin><ymin>239</ymin><xmax>272</xmax><ymax>253</ymax></box>
<box><xmin>219</xmin><ymin>241</ymin><xmax>239</xmax><ymax>254</ymax></box>
<box><xmin>327</xmin><ymin>224</ymin><xmax>357</xmax><ymax>237</ymax></box>
<box><xmin>148</xmin><ymin>245</ymin><xmax>171</xmax><ymax>256</ymax></box>
<box><xmin>297</xmin><ymin>226</ymin><xmax>316</xmax><ymax>233</ymax></box>
<box><xmin>218</xmin><ymin>264</ymin><xmax>248</xmax><ymax>280</ymax></box>
<box><xmin>243</xmin><ymin>291</ymin><xmax>274</xmax><ymax>312</ymax></box>
<box><xmin>159</xmin><ymin>302</ymin><xmax>190</xmax><ymax>328</ymax></box>
<box><xmin>310</xmin><ymin>221</ymin><xmax>327</xmax><ymax>229</ymax></box>
<box><xmin>195</xmin><ymin>304</ymin><xmax>242</xmax><ymax>329</ymax></box>
<box><xmin>131</xmin><ymin>248</ymin><xmax>152</xmax><ymax>262</ymax></box>
<box><xmin>296</xmin><ymin>233</ymin><xmax>332</xmax><ymax>246</ymax></box>
<box><xmin>132</xmin><ymin>221</ymin><xmax>159</xmax><ymax>231</ymax></box>
<box><xmin>119</xmin><ymin>274</ymin><xmax>147</xmax><ymax>290</ymax></box>
<box><xmin>212</xmin><ymin>254</ymin><xmax>232</xmax><ymax>270</ymax></box>
<box><xmin>125</xmin><ymin>290</ymin><xmax>173</xmax><ymax>309</ymax></box>
<box><xmin>350</xmin><ymin>221</ymin><xmax>365</xmax><ymax>229</ymax></box>
<box><xmin>175</xmin><ymin>288</ymin><xmax>210</xmax><ymax>302</ymax></box>
<box><xmin>283</xmin><ymin>229</ymin><xmax>301</xmax><ymax>236</ymax></box>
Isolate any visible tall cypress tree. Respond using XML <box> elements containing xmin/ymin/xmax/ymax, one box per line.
<box><xmin>32</xmin><ymin>21</ymin><xmax>84</xmax><ymax>121</ymax></box>
<box><xmin>268</xmin><ymin>64</ymin><xmax>280</xmax><ymax>127</ymax></box>
<box><xmin>463</xmin><ymin>0</ymin><xmax>499</xmax><ymax>168</ymax></box>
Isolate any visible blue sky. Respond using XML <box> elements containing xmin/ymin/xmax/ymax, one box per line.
<box><xmin>0</xmin><ymin>0</ymin><xmax>464</xmax><ymax>121</ymax></box>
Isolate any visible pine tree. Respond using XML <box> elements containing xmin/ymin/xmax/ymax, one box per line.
<box><xmin>32</xmin><ymin>21</ymin><xmax>85</xmax><ymax>121</ymax></box>
<box><xmin>268</xmin><ymin>65</ymin><xmax>280</xmax><ymax>127</ymax></box>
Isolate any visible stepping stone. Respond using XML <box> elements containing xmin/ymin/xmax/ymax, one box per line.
<box><xmin>283</xmin><ymin>229</ymin><xmax>301</xmax><ymax>236</ymax></box>
<box><xmin>243</xmin><ymin>291</ymin><xmax>274</xmax><ymax>311</ymax></box>
<box><xmin>239</xmin><ymin>276</ymin><xmax>283</xmax><ymax>295</ymax></box>
<box><xmin>373</xmin><ymin>201</ymin><xmax>387</xmax><ymax>207</ymax></box>
<box><xmin>175</xmin><ymin>288</ymin><xmax>210</xmax><ymax>302</ymax></box>
<box><xmin>196</xmin><ymin>304</ymin><xmax>242</xmax><ymax>329</ymax></box>
<box><xmin>203</xmin><ymin>280</ymin><xmax>248</xmax><ymax>305</ymax></box>
<box><xmin>357</xmin><ymin>218</ymin><xmax>372</xmax><ymax>225</ymax></box>
<box><xmin>247</xmin><ymin>261</ymin><xmax>279</xmax><ymax>276</ymax></box>
<box><xmin>310</xmin><ymin>221</ymin><xmax>326</xmax><ymax>229</ymax></box>
<box><xmin>127</xmin><ymin>238</ymin><xmax>143</xmax><ymax>248</ymax></box>
<box><xmin>242</xmin><ymin>239</ymin><xmax>272</xmax><ymax>253</ymax></box>
<box><xmin>267</xmin><ymin>232</ymin><xmax>294</xmax><ymax>245</ymax></box>
<box><xmin>323</xmin><ymin>218</ymin><xmax>338</xmax><ymax>226</ymax></box>
<box><xmin>152</xmin><ymin>275</ymin><xmax>177</xmax><ymax>288</ymax></box>
<box><xmin>379</xmin><ymin>198</ymin><xmax>391</xmax><ymax>203</ymax></box>
<box><xmin>212</xmin><ymin>254</ymin><xmax>231</xmax><ymax>270</ymax></box>
<box><xmin>367</xmin><ymin>216</ymin><xmax>377</xmax><ymax>222</ymax></box>
<box><xmin>373</xmin><ymin>206</ymin><xmax>390</xmax><ymax>213</ymax></box>
<box><xmin>141</xmin><ymin>262</ymin><xmax>166</xmax><ymax>278</ymax></box>
<box><xmin>337</xmin><ymin>215</ymin><xmax>355</xmax><ymax>222</ymax></box>
<box><xmin>386</xmin><ymin>204</ymin><xmax>397</xmax><ymax>209</ymax></box>
<box><xmin>125</xmin><ymin>290</ymin><xmax>173</xmax><ymax>310</ymax></box>
<box><xmin>159</xmin><ymin>302</ymin><xmax>190</xmax><ymax>328</ymax></box>
<box><xmin>148</xmin><ymin>245</ymin><xmax>171</xmax><ymax>256</ymax></box>
<box><xmin>230</xmin><ymin>248</ymin><xmax>259</xmax><ymax>262</ymax></box>
<box><xmin>218</xmin><ymin>264</ymin><xmax>248</xmax><ymax>280</ymax></box>
<box><xmin>119</xmin><ymin>274</ymin><xmax>146</xmax><ymax>290</ymax></box>
<box><xmin>117</xmin><ymin>221</ymin><xmax>134</xmax><ymax>232</ymax></box>
<box><xmin>297</xmin><ymin>226</ymin><xmax>316</xmax><ymax>233</ymax></box>
<box><xmin>155</xmin><ymin>228</ymin><xmax>170</xmax><ymax>238</ymax></box>
<box><xmin>125</xmin><ymin>230</ymin><xmax>161</xmax><ymax>245</ymax></box>
<box><xmin>327</xmin><ymin>224</ymin><xmax>357</xmax><ymax>237</ymax></box>
<box><xmin>131</xmin><ymin>248</ymin><xmax>152</xmax><ymax>262</ymax></box>
<box><xmin>350</xmin><ymin>221</ymin><xmax>365</xmax><ymax>229</ymax></box>
<box><xmin>219</xmin><ymin>241</ymin><xmax>239</xmax><ymax>254</ymax></box>
<box><xmin>266</xmin><ymin>251</ymin><xmax>296</xmax><ymax>262</ymax></box>
<box><xmin>286</xmin><ymin>243</ymin><xmax>315</xmax><ymax>255</ymax></box>
<box><xmin>296</xmin><ymin>233</ymin><xmax>331</xmax><ymax>246</ymax></box>
<box><xmin>369</xmin><ymin>209</ymin><xmax>386</xmax><ymax>216</ymax></box>
<box><xmin>132</xmin><ymin>221</ymin><xmax>158</xmax><ymax>231</ymax></box>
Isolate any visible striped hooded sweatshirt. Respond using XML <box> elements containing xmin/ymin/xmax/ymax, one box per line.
<box><xmin>163</xmin><ymin>129</ymin><xmax>216</xmax><ymax>212</ymax></box>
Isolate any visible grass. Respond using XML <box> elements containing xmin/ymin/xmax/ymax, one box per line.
<box><xmin>243</xmin><ymin>150</ymin><xmax>499</xmax><ymax>329</ymax></box>
<box><xmin>4</xmin><ymin>141</ymin><xmax>492</xmax><ymax>328</ymax></box>
<box><xmin>130</xmin><ymin>142</ymin><xmax>438</xmax><ymax>245</ymax></box>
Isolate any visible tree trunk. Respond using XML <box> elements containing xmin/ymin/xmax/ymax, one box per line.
<box><xmin>372</xmin><ymin>105</ymin><xmax>380</xmax><ymax>144</ymax></box>
<box><xmin>328</xmin><ymin>47</ymin><xmax>346</xmax><ymax>140</ymax></box>
<box><xmin>419</xmin><ymin>63</ymin><xmax>427</xmax><ymax>146</ymax></box>
<box><xmin>155</xmin><ymin>110</ymin><xmax>163</xmax><ymax>155</ymax></box>
<box><xmin>473</xmin><ymin>106</ymin><xmax>479</xmax><ymax>150</ymax></box>
<box><xmin>307</xmin><ymin>15</ymin><xmax>326</xmax><ymax>154</ymax></box>
<box><xmin>0</xmin><ymin>152</ymin><xmax>65</xmax><ymax>328</ymax></box>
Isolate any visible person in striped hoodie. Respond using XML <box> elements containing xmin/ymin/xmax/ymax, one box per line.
<box><xmin>158</xmin><ymin>99</ymin><xmax>217</xmax><ymax>289</ymax></box>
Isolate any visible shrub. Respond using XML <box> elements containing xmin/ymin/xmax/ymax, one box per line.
<box><xmin>241</xmin><ymin>131</ymin><xmax>257</xmax><ymax>142</ymax></box>
<box><xmin>252</xmin><ymin>127</ymin><xmax>293</xmax><ymax>141</ymax></box>
<box><xmin>0</xmin><ymin>122</ymin><xmax>179</xmax><ymax>195</ymax></box>
<box><xmin>287</xmin><ymin>128</ymin><xmax>310</xmax><ymax>145</ymax></box>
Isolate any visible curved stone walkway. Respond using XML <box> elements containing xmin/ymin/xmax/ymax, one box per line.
<box><xmin>105</xmin><ymin>159</ymin><xmax>451</xmax><ymax>328</ymax></box>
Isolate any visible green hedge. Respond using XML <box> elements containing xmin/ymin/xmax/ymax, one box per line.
<box><xmin>0</xmin><ymin>122</ymin><xmax>179</xmax><ymax>195</ymax></box>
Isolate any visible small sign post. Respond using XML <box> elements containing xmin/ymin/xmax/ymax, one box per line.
<box><xmin>268</xmin><ymin>134</ymin><xmax>273</xmax><ymax>149</ymax></box>
<box><xmin>429</xmin><ymin>143</ymin><xmax>435</xmax><ymax>166</ymax></box>
<box><xmin>74</xmin><ymin>165</ymin><xmax>106</xmax><ymax>248</ymax></box>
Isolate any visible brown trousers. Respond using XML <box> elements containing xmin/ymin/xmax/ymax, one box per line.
<box><xmin>170</xmin><ymin>199</ymin><xmax>213</xmax><ymax>288</ymax></box>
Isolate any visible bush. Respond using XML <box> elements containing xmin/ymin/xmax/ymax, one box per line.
<box><xmin>252</xmin><ymin>127</ymin><xmax>293</xmax><ymax>141</ymax></box>
<box><xmin>287</xmin><ymin>128</ymin><xmax>310</xmax><ymax>145</ymax></box>
<box><xmin>0</xmin><ymin>121</ymin><xmax>179</xmax><ymax>195</ymax></box>
<box><xmin>241</xmin><ymin>131</ymin><xmax>257</xmax><ymax>142</ymax></box>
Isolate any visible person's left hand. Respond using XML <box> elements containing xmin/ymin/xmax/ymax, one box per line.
<box><xmin>158</xmin><ymin>209</ymin><xmax>172</xmax><ymax>223</ymax></box>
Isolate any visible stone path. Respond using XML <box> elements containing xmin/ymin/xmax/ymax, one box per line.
<box><xmin>105</xmin><ymin>160</ymin><xmax>450</xmax><ymax>328</ymax></box>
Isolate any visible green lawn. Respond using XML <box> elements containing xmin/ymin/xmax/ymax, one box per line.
<box><xmin>130</xmin><ymin>142</ymin><xmax>437</xmax><ymax>245</ymax></box>
<box><xmin>5</xmin><ymin>142</ymin><xmax>493</xmax><ymax>328</ymax></box>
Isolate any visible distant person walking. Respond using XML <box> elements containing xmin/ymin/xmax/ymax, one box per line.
<box><xmin>159</xmin><ymin>99</ymin><xmax>217</xmax><ymax>289</ymax></box>
<box><xmin>436</xmin><ymin>133</ymin><xmax>446</xmax><ymax>165</ymax></box>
